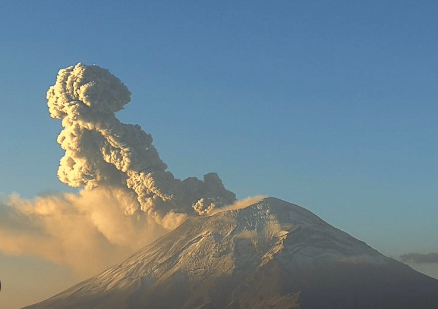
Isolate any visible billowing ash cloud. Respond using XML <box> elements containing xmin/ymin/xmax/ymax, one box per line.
<box><xmin>400</xmin><ymin>253</ymin><xmax>438</xmax><ymax>264</ymax></box>
<box><xmin>47</xmin><ymin>63</ymin><xmax>236</xmax><ymax>223</ymax></box>
<box><xmin>0</xmin><ymin>189</ymin><xmax>168</xmax><ymax>276</ymax></box>
<box><xmin>0</xmin><ymin>63</ymin><xmax>248</xmax><ymax>276</ymax></box>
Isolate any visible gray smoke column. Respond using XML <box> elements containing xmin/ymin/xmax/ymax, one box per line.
<box><xmin>47</xmin><ymin>63</ymin><xmax>236</xmax><ymax>224</ymax></box>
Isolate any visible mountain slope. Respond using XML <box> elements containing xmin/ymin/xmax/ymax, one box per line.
<box><xmin>24</xmin><ymin>197</ymin><xmax>438</xmax><ymax>309</ymax></box>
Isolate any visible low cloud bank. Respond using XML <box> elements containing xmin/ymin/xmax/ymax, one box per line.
<box><xmin>400</xmin><ymin>252</ymin><xmax>438</xmax><ymax>264</ymax></box>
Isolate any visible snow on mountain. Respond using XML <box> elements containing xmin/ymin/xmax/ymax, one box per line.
<box><xmin>23</xmin><ymin>197</ymin><xmax>438</xmax><ymax>309</ymax></box>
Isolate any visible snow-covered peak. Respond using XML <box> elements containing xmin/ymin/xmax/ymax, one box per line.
<box><xmin>46</xmin><ymin>198</ymin><xmax>385</xmax><ymax>296</ymax></box>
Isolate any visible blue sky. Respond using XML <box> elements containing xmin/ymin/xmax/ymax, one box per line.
<box><xmin>1</xmin><ymin>2</ymin><xmax>438</xmax><ymax>300</ymax></box>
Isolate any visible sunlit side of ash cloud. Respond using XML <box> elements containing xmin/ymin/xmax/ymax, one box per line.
<box><xmin>0</xmin><ymin>63</ymin><xmax>249</xmax><ymax>275</ymax></box>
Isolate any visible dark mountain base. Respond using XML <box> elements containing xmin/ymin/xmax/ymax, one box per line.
<box><xmin>231</xmin><ymin>260</ymin><xmax>438</xmax><ymax>309</ymax></box>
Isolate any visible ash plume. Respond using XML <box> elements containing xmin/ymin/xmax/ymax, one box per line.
<box><xmin>0</xmin><ymin>63</ymin><xmax>241</xmax><ymax>275</ymax></box>
<box><xmin>47</xmin><ymin>63</ymin><xmax>236</xmax><ymax>222</ymax></box>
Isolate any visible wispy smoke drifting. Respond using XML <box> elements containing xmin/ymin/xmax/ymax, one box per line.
<box><xmin>208</xmin><ymin>196</ymin><xmax>266</xmax><ymax>215</ymax></box>
<box><xmin>47</xmin><ymin>63</ymin><xmax>236</xmax><ymax>221</ymax></box>
<box><xmin>0</xmin><ymin>63</ymin><xmax>238</xmax><ymax>275</ymax></box>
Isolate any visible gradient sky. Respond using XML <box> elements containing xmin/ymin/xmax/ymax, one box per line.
<box><xmin>1</xmin><ymin>1</ymin><xmax>438</xmax><ymax>308</ymax></box>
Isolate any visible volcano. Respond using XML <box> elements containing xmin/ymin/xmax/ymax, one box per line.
<box><xmin>23</xmin><ymin>197</ymin><xmax>438</xmax><ymax>309</ymax></box>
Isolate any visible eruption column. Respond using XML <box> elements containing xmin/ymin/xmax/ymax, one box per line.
<box><xmin>47</xmin><ymin>63</ymin><xmax>236</xmax><ymax>223</ymax></box>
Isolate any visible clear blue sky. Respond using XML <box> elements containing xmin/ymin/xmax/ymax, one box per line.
<box><xmin>0</xmin><ymin>0</ymin><xmax>437</xmax><ymax>265</ymax></box>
